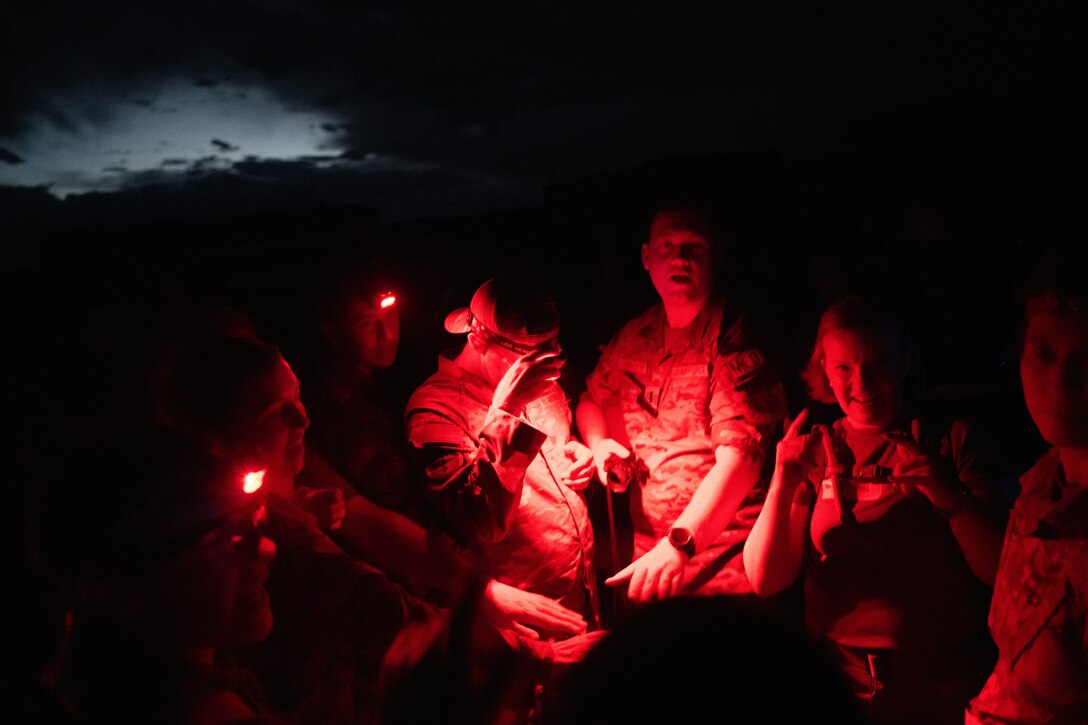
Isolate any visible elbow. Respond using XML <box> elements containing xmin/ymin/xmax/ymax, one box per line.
<box><xmin>745</xmin><ymin>565</ymin><xmax>776</xmax><ymax>598</ymax></box>
<box><xmin>748</xmin><ymin>570</ymin><xmax>788</xmax><ymax>599</ymax></box>
<box><xmin>742</xmin><ymin>545</ymin><xmax>789</xmax><ymax>598</ymax></box>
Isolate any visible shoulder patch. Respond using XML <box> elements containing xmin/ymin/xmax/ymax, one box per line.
<box><xmin>726</xmin><ymin>348</ymin><xmax>765</xmax><ymax>384</ymax></box>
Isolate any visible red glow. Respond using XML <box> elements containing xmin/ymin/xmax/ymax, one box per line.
<box><xmin>243</xmin><ymin>470</ymin><xmax>265</xmax><ymax>494</ymax></box>
<box><xmin>380</xmin><ymin>293</ymin><xmax>396</xmax><ymax>309</ymax></box>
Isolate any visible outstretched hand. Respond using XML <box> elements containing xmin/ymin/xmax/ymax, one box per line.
<box><xmin>480</xmin><ymin>579</ymin><xmax>588</xmax><ymax>640</ymax></box>
<box><xmin>605</xmin><ymin>537</ymin><xmax>685</xmax><ymax>603</ymax></box>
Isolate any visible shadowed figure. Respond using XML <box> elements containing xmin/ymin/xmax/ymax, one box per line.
<box><xmin>549</xmin><ymin>595</ymin><xmax>869</xmax><ymax>724</ymax></box>
<box><xmin>28</xmin><ymin>423</ymin><xmax>284</xmax><ymax>724</ymax></box>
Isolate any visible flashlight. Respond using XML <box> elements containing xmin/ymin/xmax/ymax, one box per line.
<box><xmin>377</xmin><ymin>291</ymin><xmax>396</xmax><ymax>309</ymax></box>
<box><xmin>243</xmin><ymin>469</ymin><xmax>266</xmax><ymax>494</ymax></box>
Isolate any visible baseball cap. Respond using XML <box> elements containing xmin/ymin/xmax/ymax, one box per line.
<box><xmin>444</xmin><ymin>275</ymin><xmax>559</xmax><ymax>355</ymax></box>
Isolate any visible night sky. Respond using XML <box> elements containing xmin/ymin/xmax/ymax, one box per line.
<box><xmin>2</xmin><ymin>2</ymin><xmax>1083</xmax><ymax>475</ymax></box>
<box><xmin>3</xmin><ymin>4</ymin><xmax>1081</xmax><ymax>270</ymax></box>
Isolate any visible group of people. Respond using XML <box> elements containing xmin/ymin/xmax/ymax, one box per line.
<box><xmin>22</xmin><ymin>201</ymin><xmax>1088</xmax><ymax>725</ymax></box>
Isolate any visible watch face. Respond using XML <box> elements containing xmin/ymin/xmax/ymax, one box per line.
<box><xmin>668</xmin><ymin>527</ymin><xmax>694</xmax><ymax>555</ymax></box>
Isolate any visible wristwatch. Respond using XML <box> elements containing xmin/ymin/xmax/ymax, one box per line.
<box><xmin>667</xmin><ymin>527</ymin><xmax>696</xmax><ymax>559</ymax></box>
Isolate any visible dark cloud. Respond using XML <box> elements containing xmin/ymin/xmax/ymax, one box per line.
<box><xmin>0</xmin><ymin>147</ymin><xmax>25</xmax><ymax>164</ymax></box>
<box><xmin>0</xmin><ymin>2</ymin><xmax>1079</xmax><ymax>265</ymax></box>
<box><xmin>3</xmin><ymin>4</ymin><xmax>1070</xmax><ymax>141</ymax></box>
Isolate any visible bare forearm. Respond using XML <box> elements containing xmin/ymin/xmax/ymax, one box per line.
<box><xmin>945</xmin><ymin>500</ymin><xmax>1007</xmax><ymax>585</ymax></box>
<box><xmin>744</xmin><ymin>469</ymin><xmax>808</xmax><ymax>596</ymax></box>
<box><xmin>672</xmin><ymin>446</ymin><xmax>760</xmax><ymax>550</ymax></box>
<box><xmin>574</xmin><ymin>396</ymin><xmax>608</xmax><ymax>448</ymax></box>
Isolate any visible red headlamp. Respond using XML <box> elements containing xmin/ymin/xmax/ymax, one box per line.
<box><xmin>243</xmin><ymin>469</ymin><xmax>266</xmax><ymax>494</ymax></box>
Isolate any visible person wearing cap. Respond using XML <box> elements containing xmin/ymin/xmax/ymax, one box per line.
<box><xmin>30</xmin><ymin>423</ymin><xmax>284</xmax><ymax>724</ymax></box>
<box><xmin>575</xmin><ymin>204</ymin><xmax>787</xmax><ymax>603</ymax></box>
<box><xmin>404</xmin><ymin>274</ymin><xmax>600</xmax><ymax>635</ymax></box>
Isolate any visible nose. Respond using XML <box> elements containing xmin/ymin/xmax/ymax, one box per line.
<box><xmin>375</xmin><ymin>318</ymin><xmax>391</xmax><ymax>342</ymax></box>
<box><xmin>852</xmin><ymin>365</ymin><xmax>878</xmax><ymax>394</ymax></box>
<box><xmin>258</xmin><ymin>535</ymin><xmax>277</xmax><ymax>563</ymax></box>
<box><xmin>287</xmin><ymin>400</ymin><xmax>310</xmax><ymax>430</ymax></box>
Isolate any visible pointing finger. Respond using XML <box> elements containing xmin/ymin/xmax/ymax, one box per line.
<box><xmin>784</xmin><ymin>408</ymin><xmax>810</xmax><ymax>439</ymax></box>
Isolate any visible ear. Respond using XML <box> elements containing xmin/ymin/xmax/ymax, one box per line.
<box><xmin>641</xmin><ymin>243</ymin><xmax>650</xmax><ymax>271</ymax></box>
<box><xmin>467</xmin><ymin>332</ymin><xmax>488</xmax><ymax>353</ymax></box>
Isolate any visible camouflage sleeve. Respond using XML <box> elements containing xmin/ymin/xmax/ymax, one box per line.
<box><xmin>708</xmin><ymin>311</ymin><xmax>787</xmax><ymax>462</ymax></box>
<box><xmin>405</xmin><ymin>406</ymin><xmax>546</xmax><ymax>544</ymax></box>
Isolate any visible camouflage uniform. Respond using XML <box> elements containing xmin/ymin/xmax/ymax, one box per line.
<box><xmin>300</xmin><ymin>363</ymin><xmax>415</xmax><ymax>513</ymax></box>
<box><xmin>239</xmin><ymin>494</ymin><xmax>436</xmax><ymax>725</ymax></box>
<box><xmin>968</xmin><ymin>448</ymin><xmax>1088</xmax><ymax>724</ymax></box>
<box><xmin>581</xmin><ymin>298</ymin><xmax>785</xmax><ymax>595</ymax></box>
<box><xmin>404</xmin><ymin>352</ymin><xmax>598</xmax><ymax>631</ymax></box>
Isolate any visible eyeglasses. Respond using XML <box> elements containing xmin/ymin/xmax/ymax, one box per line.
<box><xmin>469</xmin><ymin>317</ymin><xmax>554</xmax><ymax>357</ymax></box>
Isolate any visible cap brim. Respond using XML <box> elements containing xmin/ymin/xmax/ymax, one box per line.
<box><xmin>444</xmin><ymin>307</ymin><xmax>472</xmax><ymax>334</ymax></box>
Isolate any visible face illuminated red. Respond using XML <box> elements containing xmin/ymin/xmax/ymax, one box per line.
<box><xmin>341</xmin><ymin>296</ymin><xmax>400</xmax><ymax>371</ymax></box>
<box><xmin>1021</xmin><ymin>310</ymin><xmax>1088</xmax><ymax>448</ymax></box>
<box><xmin>821</xmin><ymin>327</ymin><xmax>909</xmax><ymax>431</ymax></box>
<box><xmin>641</xmin><ymin>211</ymin><xmax>716</xmax><ymax>304</ymax></box>
<box><xmin>233</xmin><ymin>357</ymin><xmax>309</xmax><ymax>487</ymax></box>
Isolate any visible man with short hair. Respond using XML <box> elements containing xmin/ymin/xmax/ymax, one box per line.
<box><xmin>576</xmin><ymin>204</ymin><xmax>787</xmax><ymax>602</ymax></box>
<box><xmin>404</xmin><ymin>274</ymin><xmax>599</xmax><ymax>633</ymax></box>
<box><xmin>300</xmin><ymin>265</ymin><xmax>413</xmax><ymax>513</ymax></box>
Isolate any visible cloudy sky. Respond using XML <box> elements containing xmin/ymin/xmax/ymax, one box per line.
<box><xmin>0</xmin><ymin>3</ymin><xmax>1077</xmax><ymax>268</ymax></box>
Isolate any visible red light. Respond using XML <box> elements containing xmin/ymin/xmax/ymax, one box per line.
<box><xmin>379</xmin><ymin>293</ymin><xmax>396</xmax><ymax>309</ymax></box>
<box><xmin>243</xmin><ymin>470</ymin><xmax>265</xmax><ymax>494</ymax></box>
